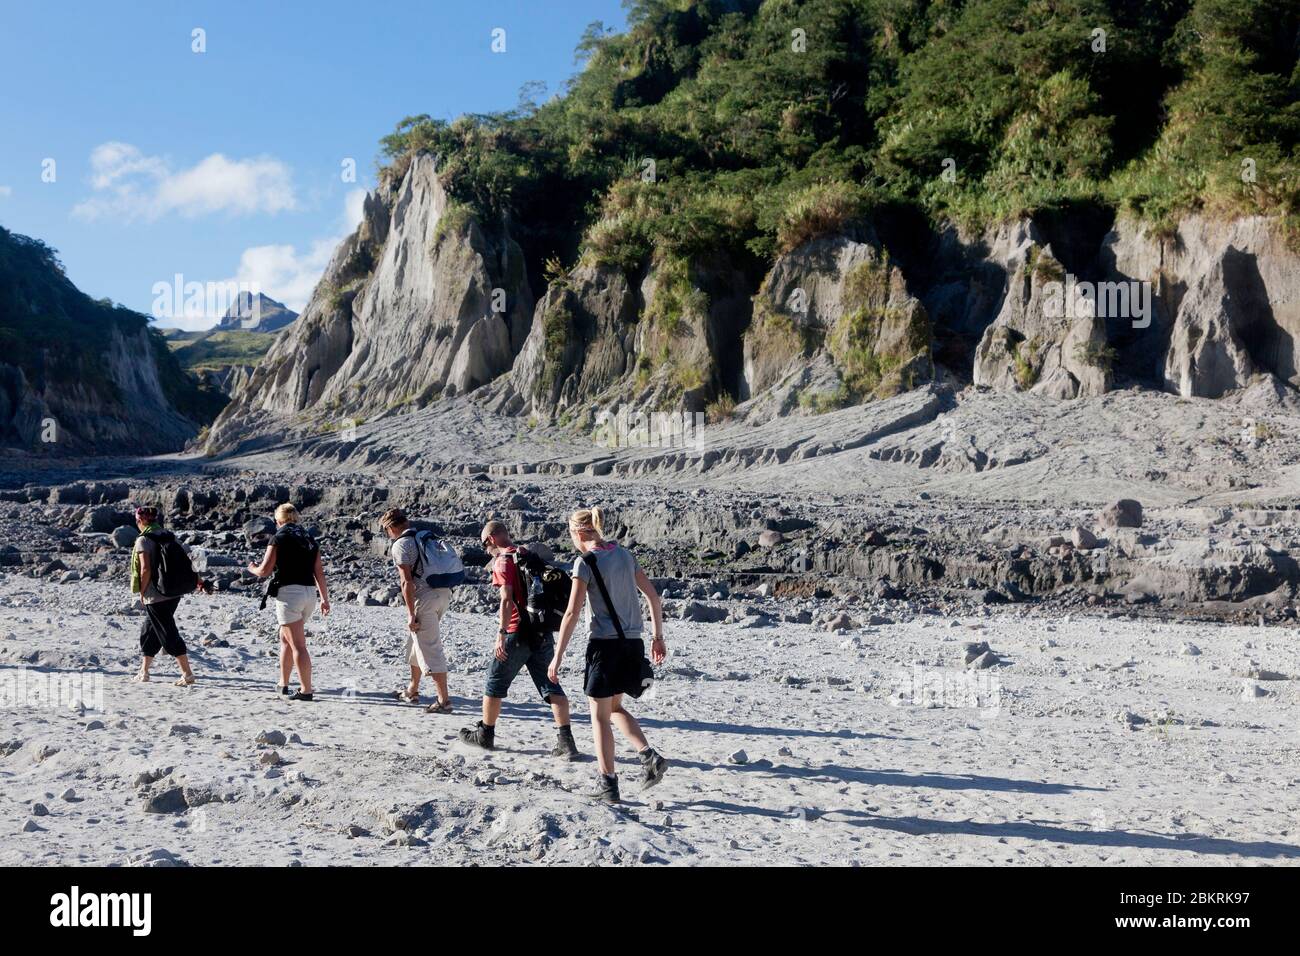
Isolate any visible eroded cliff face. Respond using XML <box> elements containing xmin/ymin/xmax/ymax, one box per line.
<box><xmin>0</xmin><ymin>224</ymin><xmax>207</xmax><ymax>455</ymax></box>
<box><xmin>0</xmin><ymin>325</ymin><xmax>197</xmax><ymax>454</ymax></box>
<box><xmin>207</xmin><ymin>163</ymin><xmax>1300</xmax><ymax>455</ymax></box>
<box><xmin>971</xmin><ymin>221</ymin><xmax>1112</xmax><ymax>399</ymax></box>
<box><xmin>1103</xmin><ymin>215</ymin><xmax>1300</xmax><ymax>399</ymax></box>
<box><xmin>487</xmin><ymin>252</ymin><xmax>752</xmax><ymax>425</ymax></box>
<box><xmin>205</xmin><ymin>154</ymin><xmax>532</xmax><ymax>453</ymax></box>
<box><xmin>740</xmin><ymin>233</ymin><xmax>933</xmax><ymax>418</ymax></box>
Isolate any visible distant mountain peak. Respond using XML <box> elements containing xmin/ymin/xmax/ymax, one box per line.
<box><xmin>215</xmin><ymin>292</ymin><xmax>297</xmax><ymax>333</ymax></box>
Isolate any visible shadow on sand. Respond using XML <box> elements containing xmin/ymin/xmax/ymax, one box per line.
<box><xmin>681</xmin><ymin>800</ymin><xmax>1300</xmax><ymax>860</ymax></box>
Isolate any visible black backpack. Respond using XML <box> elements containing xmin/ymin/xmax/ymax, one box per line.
<box><xmin>515</xmin><ymin>547</ymin><xmax>571</xmax><ymax>632</ymax></box>
<box><xmin>142</xmin><ymin>530</ymin><xmax>198</xmax><ymax>598</ymax></box>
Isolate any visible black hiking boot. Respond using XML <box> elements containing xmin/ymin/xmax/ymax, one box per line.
<box><xmin>551</xmin><ymin>725</ymin><xmax>581</xmax><ymax>761</ymax></box>
<box><xmin>588</xmin><ymin>773</ymin><xmax>620</xmax><ymax>804</ymax></box>
<box><xmin>458</xmin><ymin>720</ymin><xmax>495</xmax><ymax>750</ymax></box>
<box><xmin>639</xmin><ymin>747</ymin><xmax>668</xmax><ymax>791</ymax></box>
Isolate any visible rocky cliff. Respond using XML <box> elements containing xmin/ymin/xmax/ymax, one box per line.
<box><xmin>208</xmin><ymin>189</ymin><xmax>1300</xmax><ymax>457</ymax></box>
<box><xmin>0</xmin><ymin>227</ymin><xmax>217</xmax><ymax>455</ymax></box>
<box><xmin>206</xmin><ymin>154</ymin><xmax>532</xmax><ymax>453</ymax></box>
<box><xmin>215</xmin><ymin>292</ymin><xmax>297</xmax><ymax>333</ymax></box>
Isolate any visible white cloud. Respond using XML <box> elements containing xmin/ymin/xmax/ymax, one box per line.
<box><xmin>0</xmin><ymin>185</ymin><xmax>11</xmax><ymax>198</ymax></box>
<box><xmin>73</xmin><ymin>142</ymin><xmax>296</xmax><ymax>221</ymax></box>
<box><xmin>153</xmin><ymin>190</ymin><xmax>370</xmax><ymax>331</ymax></box>
<box><xmin>232</xmin><ymin>237</ymin><xmax>338</xmax><ymax>314</ymax></box>
<box><xmin>343</xmin><ymin>188</ymin><xmax>367</xmax><ymax>231</ymax></box>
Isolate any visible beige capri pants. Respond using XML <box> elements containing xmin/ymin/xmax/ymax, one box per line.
<box><xmin>405</xmin><ymin>588</ymin><xmax>452</xmax><ymax>675</ymax></box>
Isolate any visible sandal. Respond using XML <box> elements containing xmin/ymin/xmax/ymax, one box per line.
<box><xmin>173</xmin><ymin>675</ymin><xmax>195</xmax><ymax>687</ymax></box>
<box><xmin>425</xmin><ymin>699</ymin><xmax>454</xmax><ymax>714</ymax></box>
<box><xmin>395</xmin><ymin>689</ymin><xmax>420</xmax><ymax>704</ymax></box>
<box><xmin>132</xmin><ymin>671</ymin><xmax>150</xmax><ymax>683</ymax></box>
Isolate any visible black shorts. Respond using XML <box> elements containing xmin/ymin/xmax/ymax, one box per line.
<box><xmin>584</xmin><ymin>638</ymin><xmax>654</xmax><ymax>700</ymax></box>
<box><xmin>139</xmin><ymin>598</ymin><xmax>187</xmax><ymax>657</ymax></box>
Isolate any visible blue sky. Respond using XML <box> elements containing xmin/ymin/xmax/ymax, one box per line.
<box><xmin>0</xmin><ymin>0</ymin><xmax>625</xmax><ymax>328</ymax></box>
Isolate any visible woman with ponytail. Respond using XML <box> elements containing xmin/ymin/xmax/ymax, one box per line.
<box><xmin>549</xmin><ymin>506</ymin><xmax>668</xmax><ymax>803</ymax></box>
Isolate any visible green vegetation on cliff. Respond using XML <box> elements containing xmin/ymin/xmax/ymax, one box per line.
<box><xmin>0</xmin><ymin>227</ymin><xmax>225</xmax><ymax>429</ymax></box>
<box><xmin>378</xmin><ymin>0</ymin><xmax>1300</xmax><ymax>277</ymax></box>
<box><xmin>168</xmin><ymin>329</ymin><xmax>277</xmax><ymax>375</ymax></box>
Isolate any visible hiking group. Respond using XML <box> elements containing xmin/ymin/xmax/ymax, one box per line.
<box><xmin>127</xmin><ymin>502</ymin><xmax>668</xmax><ymax>802</ymax></box>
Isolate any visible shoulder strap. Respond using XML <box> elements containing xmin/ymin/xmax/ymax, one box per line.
<box><xmin>407</xmin><ymin>528</ymin><xmax>427</xmax><ymax>577</ymax></box>
<box><xmin>502</xmin><ymin>552</ymin><xmax>532</xmax><ymax>635</ymax></box>
<box><xmin>582</xmin><ymin>552</ymin><xmax>627</xmax><ymax>640</ymax></box>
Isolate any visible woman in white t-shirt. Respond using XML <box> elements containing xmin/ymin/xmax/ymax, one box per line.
<box><xmin>550</xmin><ymin>506</ymin><xmax>668</xmax><ymax>804</ymax></box>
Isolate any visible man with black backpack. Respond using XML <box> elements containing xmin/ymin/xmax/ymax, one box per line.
<box><xmin>458</xmin><ymin>520</ymin><xmax>580</xmax><ymax>760</ymax></box>
<box><xmin>129</xmin><ymin>506</ymin><xmax>205</xmax><ymax>686</ymax></box>
<box><xmin>380</xmin><ymin>508</ymin><xmax>460</xmax><ymax>714</ymax></box>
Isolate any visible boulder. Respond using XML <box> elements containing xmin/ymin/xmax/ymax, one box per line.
<box><xmin>111</xmin><ymin>525</ymin><xmax>139</xmax><ymax>549</ymax></box>
<box><xmin>1098</xmin><ymin>499</ymin><xmax>1143</xmax><ymax>529</ymax></box>
<box><xmin>1071</xmin><ymin>526</ymin><xmax>1099</xmax><ymax>550</ymax></box>
<box><xmin>243</xmin><ymin>517</ymin><xmax>276</xmax><ymax>548</ymax></box>
<box><xmin>81</xmin><ymin>506</ymin><xmax>119</xmax><ymax>533</ymax></box>
<box><xmin>680</xmin><ymin>601</ymin><xmax>728</xmax><ymax>623</ymax></box>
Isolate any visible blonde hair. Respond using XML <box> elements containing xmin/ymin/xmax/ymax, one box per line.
<box><xmin>568</xmin><ymin>506</ymin><xmax>607</xmax><ymax>540</ymax></box>
<box><xmin>481</xmin><ymin>519</ymin><xmax>508</xmax><ymax>544</ymax></box>
<box><xmin>275</xmin><ymin>503</ymin><xmax>300</xmax><ymax>524</ymax></box>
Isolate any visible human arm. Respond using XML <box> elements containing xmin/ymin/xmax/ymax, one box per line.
<box><xmin>138</xmin><ymin>548</ymin><xmax>152</xmax><ymax>596</ymax></box>
<box><xmin>247</xmin><ymin>544</ymin><xmax>276</xmax><ymax>578</ymax></box>
<box><xmin>548</xmin><ymin>577</ymin><xmax>588</xmax><ymax>683</ymax></box>
<box><xmin>397</xmin><ymin>562</ymin><xmax>419</xmax><ymax>632</ymax></box>
<box><xmin>495</xmin><ymin>580</ymin><xmax>513</xmax><ymax>663</ymax></box>
<box><xmin>313</xmin><ymin>551</ymin><xmax>331</xmax><ymax>615</ymax></box>
<box><xmin>635</xmin><ymin>568</ymin><xmax>667</xmax><ymax>664</ymax></box>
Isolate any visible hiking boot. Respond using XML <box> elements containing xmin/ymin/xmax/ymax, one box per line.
<box><xmin>639</xmin><ymin>747</ymin><xmax>668</xmax><ymax>791</ymax></box>
<box><xmin>550</xmin><ymin>725</ymin><xmax>580</xmax><ymax>761</ymax></box>
<box><xmin>588</xmin><ymin>773</ymin><xmax>620</xmax><ymax>804</ymax></box>
<box><xmin>458</xmin><ymin>720</ymin><xmax>495</xmax><ymax>750</ymax></box>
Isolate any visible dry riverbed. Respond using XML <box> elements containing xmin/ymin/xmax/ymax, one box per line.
<box><xmin>2</xmin><ymin>575</ymin><xmax>1298</xmax><ymax>866</ymax></box>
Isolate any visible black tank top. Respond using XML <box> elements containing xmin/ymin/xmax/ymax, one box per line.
<box><xmin>272</xmin><ymin>525</ymin><xmax>318</xmax><ymax>587</ymax></box>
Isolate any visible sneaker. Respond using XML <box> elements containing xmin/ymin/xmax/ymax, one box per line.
<box><xmin>458</xmin><ymin>720</ymin><xmax>495</xmax><ymax>750</ymax></box>
<box><xmin>277</xmin><ymin>685</ymin><xmax>290</xmax><ymax>697</ymax></box>
<box><xmin>550</xmin><ymin>726</ymin><xmax>580</xmax><ymax>761</ymax></box>
<box><xmin>288</xmin><ymin>690</ymin><xmax>313</xmax><ymax>702</ymax></box>
<box><xmin>639</xmin><ymin>747</ymin><xmax>668</xmax><ymax>791</ymax></box>
<box><xmin>588</xmin><ymin>774</ymin><xmax>620</xmax><ymax>804</ymax></box>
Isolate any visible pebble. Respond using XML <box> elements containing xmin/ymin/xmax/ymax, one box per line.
<box><xmin>728</xmin><ymin>749</ymin><xmax>749</xmax><ymax>765</ymax></box>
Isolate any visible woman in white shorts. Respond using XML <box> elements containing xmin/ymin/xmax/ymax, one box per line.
<box><xmin>248</xmin><ymin>503</ymin><xmax>331</xmax><ymax>701</ymax></box>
